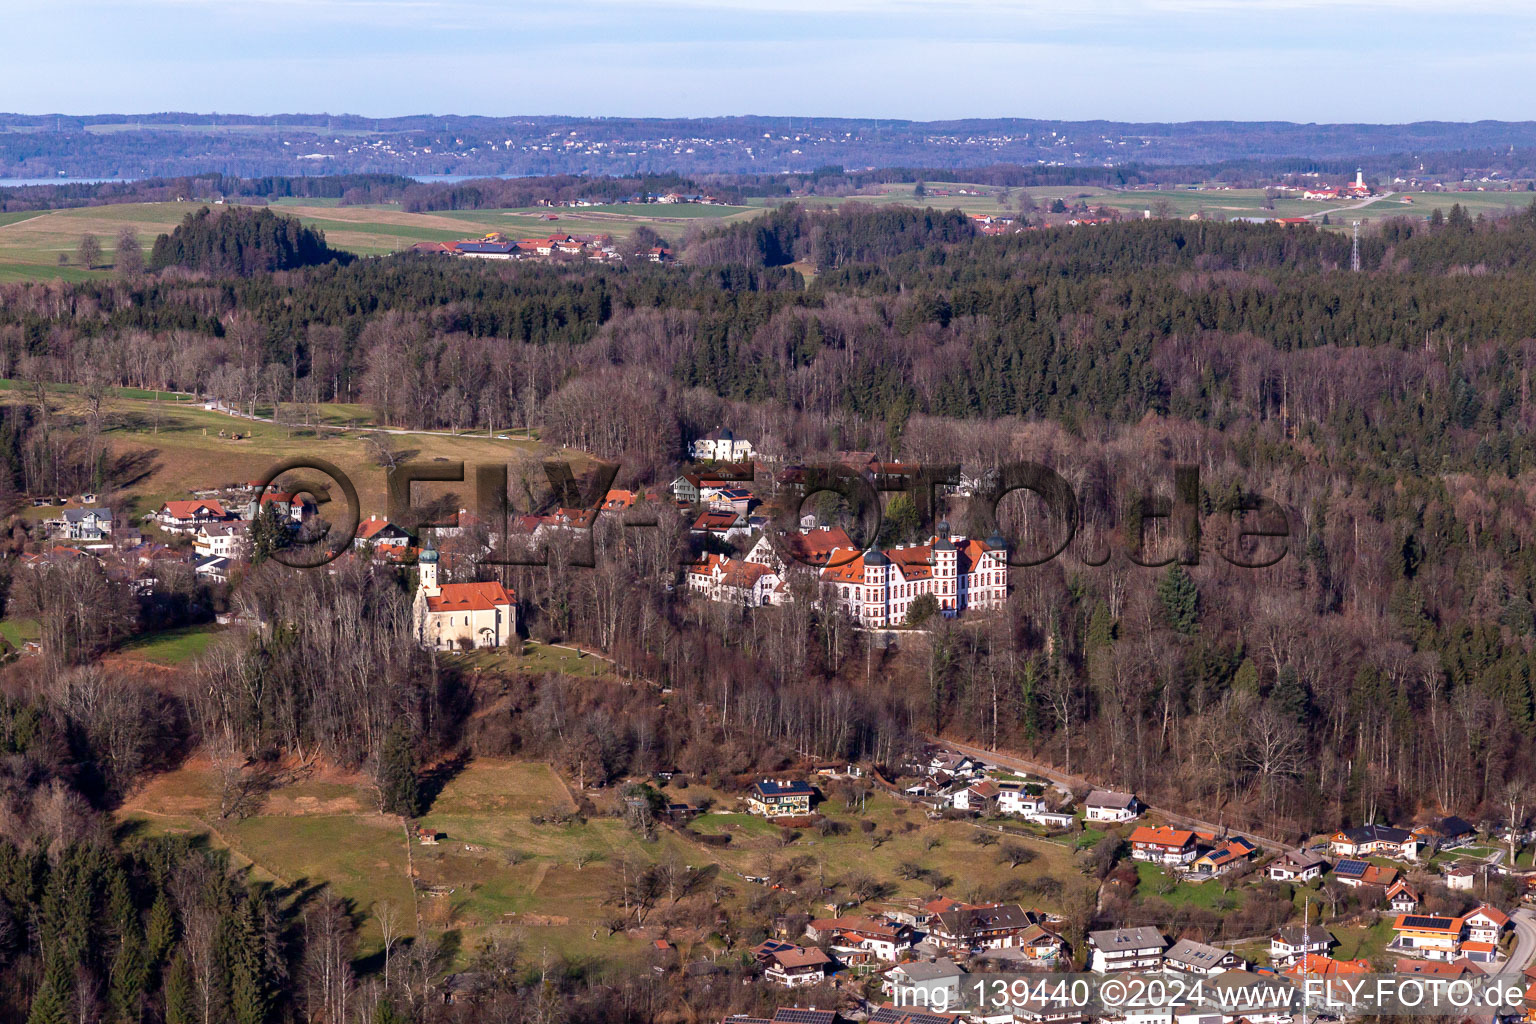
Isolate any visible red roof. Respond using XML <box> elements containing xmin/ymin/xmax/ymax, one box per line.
<box><xmin>356</xmin><ymin>516</ymin><xmax>401</xmax><ymax>540</ymax></box>
<box><xmin>424</xmin><ymin>580</ymin><xmax>514</xmax><ymax>613</ymax></box>
<box><xmin>161</xmin><ymin>499</ymin><xmax>226</xmax><ymax>520</ymax></box>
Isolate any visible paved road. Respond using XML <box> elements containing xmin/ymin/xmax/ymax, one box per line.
<box><xmin>1502</xmin><ymin>907</ymin><xmax>1536</xmax><ymax>976</ymax></box>
<box><xmin>932</xmin><ymin>736</ymin><xmax>1285</xmax><ymax>853</ymax></box>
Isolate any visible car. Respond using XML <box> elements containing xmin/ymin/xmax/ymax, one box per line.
<box><xmin>497</xmin><ymin>434</ymin><xmax>510</xmax><ymax>439</ymax></box>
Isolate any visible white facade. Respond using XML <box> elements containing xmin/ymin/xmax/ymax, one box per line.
<box><xmin>411</xmin><ymin>550</ymin><xmax>516</xmax><ymax>650</ymax></box>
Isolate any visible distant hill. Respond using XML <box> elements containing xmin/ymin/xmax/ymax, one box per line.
<box><xmin>148</xmin><ymin>205</ymin><xmax>352</xmax><ymax>276</ymax></box>
<box><xmin>8</xmin><ymin>113</ymin><xmax>1536</xmax><ymax>179</ymax></box>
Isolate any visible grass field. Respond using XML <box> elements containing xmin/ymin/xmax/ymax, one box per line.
<box><xmin>0</xmin><ymin>618</ymin><xmax>39</xmax><ymax>648</ymax></box>
<box><xmin>119</xmin><ymin>755</ymin><xmax>1096</xmax><ymax>969</ymax></box>
<box><xmin>0</xmin><ymin>199</ymin><xmax>761</xmax><ymax>279</ymax></box>
<box><xmin>116</xmin><ymin>623</ymin><xmax>221</xmax><ymax>664</ymax></box>
<box><xmin>1134</xmin><ymin>862</ymin><xmax>1245</xmax><ymax>911</ymax></box>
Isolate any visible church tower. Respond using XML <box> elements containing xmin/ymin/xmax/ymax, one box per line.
<box><xmin>418</xmin><ymin>538</ymin><xmax>440</xmax><ymax>595</ymax></box>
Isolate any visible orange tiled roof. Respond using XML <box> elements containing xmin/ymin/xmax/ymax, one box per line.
<box><xmin>424</xmin><ymin>580</ymin><xmax>514</xmax><ymax>613</ymax></box>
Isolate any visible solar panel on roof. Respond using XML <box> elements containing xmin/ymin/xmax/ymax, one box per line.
<box><xmin>1401</xmin><ymin>915</ymin><xmax>1453</xmax><ymax>929</ymax></box>
<box><xmin>774</xmin><ymin>1010</ymin><xmax>836</xmax><ymax>1024</ymax></box>
<box><xmin>1333</xmin><ymin>860</ymin><xmax>1367</xmax><ymax>877</ymax></box>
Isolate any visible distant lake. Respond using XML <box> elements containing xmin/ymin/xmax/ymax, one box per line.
<box><xmin>0</xmin><ymin>177</ymin><xmax>133</xmax><ymax>187</ymax></box>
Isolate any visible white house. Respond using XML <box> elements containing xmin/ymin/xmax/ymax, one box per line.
<box><xmin>1087</xmin><ymin>926</ymin><xmax>1166</xmax><ymax>973</ymax></box>
<box><xmin>1464</xmin><ymin>905</ymin><xmax>1509</xmax><ymax>946</ymax></box>
<box><xmin>1084</xmin><ymin>790</ymin><xmax>1142</xmax><ymax>823</ymax></box>
<box><xmin>355</xmin><ymin>515</ymin><xmax>411</xmax><ymax>549</ymax></box>
<box><xmin>157</xmin><ymin>499</ymin><xmax>230</xmax><ymax>534</ymax></box>
<box><xmin>55</xmin><ymin>507</ymin><xmax>113</xmax><ymax>542</ymax></box>
<box><xmin>1162</xmin><ymin>938</ymin><xmax>1245</xmax><ymax>976</ymax></box>
<box><xmin>882</xmin><ymin>960</ymin><xmax>966</xmax><ymax>1008</ymax></box>
<box><xmin>1268</xmin><ymin>850</ymin><xmax>1328</xmax><ymax>882</ymax></box>
<box><xmin>690</xmin><ymin>427</ymin><xmax>755</xmax><ymax>463</ymax></box>
<box><xmin>685</xmin><ymin>553</ymin><xmax>780</xmax><ymax>607</ymax></box>
<box><xmin>1269</xmin><ymin>924</ymin><xmax>1332</xmax><ymax>965</ymax></box>
<box><xmin>194</xmin><ymin>521</ymin><xmax>248</xmax><ymax>560</ymax></box>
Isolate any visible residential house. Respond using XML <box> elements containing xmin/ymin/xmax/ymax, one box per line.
<box><xmin>724</xmin><ymin>1010</ymin><xmax>837</xmax><ymax>1024</ymax></box>
<box><xmin>157</xmin><ymin>500</ymin><xmax>230</xmax><ymax>534</ymax></box>
<box><xmin>1387</xmin><ymin>880</ymin><xmax>1421</xmax><ymax>913</ymax></box>
<box><xmin>1129</xmin><ymin>826</ymin><xmax>1200</xmax><ymax>867</ymax></box>
<box><xmin>1414</xmin><ymin>816</ymin><xmax>1477</xmax><ymax>849</ymax></box>
<box><xmin>761</xmin><ymin>945</ymin><xmax>832</xmax><ymax>987</ymax></box>
<box><xmin>1162</xmin><ymin>938</ymin><xmax>1245</xmax><ymax>976</ymax></box>
<box><xmin>882</xmin><ymin>960</ymin><xmax>966</xmax><ymax>1008</ymax></box>
<box><xmin>1084</xmin><ymin>791</ymin><xmax>1142</xmax><ymax>823</ymax></box>
<box><xmin>1087</xmin><ymin>926</ymin><xmax>1166</xmax><ymax>973</ymax></box>
<box><xmin>1270</xmin><ymin>924</ymin><xmax>1333</xmax><ymax>965</ymax></box>
<box><xmin>690</xmin><ymin>509</ymin><xmax>751</xmax><ymax>543</ymax></box>
<box><xmin>1268</xmin><ymin>850</ymin><xmax>1329</xmax><ymax>882</ymax></box>
<box><xmin>1389</xmin><ymin>914</ymin><xmax>1466</xmax><ymax>961</ymax></box>
<box><xmin>746</xmin><ymin>525</ymin><xmax>856</xmax><ymax>573</ymax></box>
<box><xmin>949</xmin><ymin>779</ymin><xmax>998</xmax><ymax>813</ymax></box>
<box><xmin>805</xmin><ymin>916</ymin><xmax>913</xmax><ymax>961</ymax></box>
<box><xmin>355</xmin><ymin>516</ymin><xmax>411</xmax><ymax>549</ymax></box>
<box><xmin>55</xmin><ymin>507</ymin><xmax>113</xmax><ymax>542</ymax></box>
<box><xmin>995</xmin><ymin>781</ymin><xmax>1044</xmax><ymax>817</ymax></box>
<box><xmin>1285</xmin><ymin>954</ymin><xmax>1372</xmax><ymax>1006</ymax></box>
<box><xmin>194</xmin><ymin>555</ymin><xmax>232</xmax><ymax>583</ymax></box>
<box><xmin>691</xmin><ymin>428</ymin><xmax>756</xmax><ymax>463</ymax></box>
<box><xmin>1332</xmin><ymin>859</ymin><xmax>1398</xmax><ymax>889</ymax></box>
<box><xmin>1329</xmin><ymin>824</ymin><xmax>1420</xmax><ymax>860</ymax></box>
<box><xmin>747</xmin><ymin>779</ymin><xmax>814</xmax><ymax>818</ymax></box>
<box><xmin>194</xmin><ymin>522</ymin><xmax>248</xmax><ymax>560</ymax></box>
<box><xmin>926</xmin><ymin>904</ymin><xmax>1044</xmax><ymax>953</ymax></box>
<box><xmin>1464</xmin><ymin>905</ymin><xmax>1510</xmax><ymax>953</ymax></box>
<box><xmin>1190</xmin><ymin>837</ymin><xmax>1259</xmax><ymax>877</ymax></box>
<box><xmin>410</xmin><ymin>544</ymin><xmax>516</xmax><ymax>650</ymax></box>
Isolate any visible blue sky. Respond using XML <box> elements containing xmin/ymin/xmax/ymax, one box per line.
<box><xmin>10</xmin><ymin>0</ymin><xmax>1536</xmax><ymax>122</ymax></box>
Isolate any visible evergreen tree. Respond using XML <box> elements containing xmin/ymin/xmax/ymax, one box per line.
<box><xmin>248</xmin><ymin>503</ymin><xmax>290</xmax><ymax>565</ymax></box>
<box><xmin>145</xmin><ymin>892</ymin><xmax>176</xmax><ymax>968</ymax></box>
<box><xmin>26</xmin><ymin>953</ymin><xmax>74</xmax><ymax>1024</ymax></box>
<box><xmin>227</xmin><ymin>895</ymin><xmax>270</xmax><ymax>1024</ymax></box>
<box><xmin>1156</xmin><ymin>564</ymin><xmax>1199</xmax><ymax>634</ymax></box>
<box><xmin>109</xmin><ymin>929</ymin><xmax>149</xmax><ymax>1024</ymax></box>
<box><xmin>377</xmin><ymin>721</ymin><xmax>421</xmax><ymax>817</ymax></box>
<box><xmin>163</xmin><ymin>951</ymin><xmax>197</xmax><ymax>1024</ymax></box>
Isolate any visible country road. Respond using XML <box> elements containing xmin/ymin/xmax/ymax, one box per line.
<box><xmin>1502</xmin><ymin>907</ymin><xmax>1536</xmax><ymax>976</ymax></box>
<box><xmin>933</xmin><ymin>736</ymin><xmax>1286</xmax><ymax>852</ymax></box>
<box><xmin>202</xmin><ymin>398</ymin><xmax>534</xmax><ymax>441</ymax></box>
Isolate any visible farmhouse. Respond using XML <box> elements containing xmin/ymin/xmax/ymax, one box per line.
<box><xmin>747</xmin><ymin>779</ymin><xmax>814</xmax><ymax>817</ymax></box>
<box><xmin>410</xmin><ymin>544</ymin><xmax>516</xmax><ymax>650</ymax></box>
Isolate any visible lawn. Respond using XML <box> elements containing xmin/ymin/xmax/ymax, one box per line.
<box><xmin>116</xmin><ymin>623</ymin><xmax>221</xmax><ymax>664</ymax></box>
<box><xmin>0</xmin><ymin>618</ymin><xmax>39</xmax><ymax>648</ymax></box>
<box><xmin>1134</xmin><ymin>862</ymin><xmax>1245</xmax><ymax>911</ymax></box>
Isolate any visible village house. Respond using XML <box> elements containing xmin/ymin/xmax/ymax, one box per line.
<box><xmin>707</xmin><ymin>487</ymin><xmax>754</xmax><ymax>515</ymax></box>
<box><xmin>760</xmin><ymin>945</ymin><xmax>832</xmax><ymax>987</ymax></box>
<box><xmin>1332</xmin><ymin>859</ymin><xmax>1398</xmax><ymax>889</ymax></box>
<box><xmin>52</xmin><ymin>507</ymin><xmax>113</xmax><ymax>542</ymax></box>
<box><xmin>1129</xmin><ymin>826</ymin><xmax>1200</xmax><ymax>867</ymax></box>
<box><xmin>723</xmin><ymin>1010</ymin><xmax>838</xmax><ymax>1024</ymax></box>
<box><xmin>156</xmin><ymin>499</ymin><xmax>231</xmax><ymax>534</ymax></box>
<box><xmin>1084</xmin><ymin>790</ymin><xmax>1142</xmax><ymax>823</ymax></box>
<box><xmin>881</xmin><ymin>960</ymin><xmax>966</xmax><ymax>1008</ymax></box>
<box><xmin>1268</xmin><ymin>850</ymin><xmax>1329</xmax><ymax>882</ymax></box>
<box><xmin>410</xmin><ymin>544</ymin><xmax>517</xmax><ymax>650</ymax></box>
<box><xmin>1087</xmin><ymin>926</ymin><xmax>1166</xmax><ymax>973</ymax></box>
<box><xmin>1464</xmin><ymin>905</ymin><xmax>1510</xmax><ymax>950</ymax></box>
<box><xmin>747</xmin><ymin>779</ymin><xmax>814</xmax><ymax>817</ymax></box>
<box><xmin>194</xmin><ymin>521</ymin><xmax>248</xmax><ymax>560</ymax></box>
<box><xmin>1414</xmin><ymin>816</ymin><xmax>1477</xmax><ymax>849</ymax></box>
<box><xmin>1270</xmin><ymin>924</ymin><xmax>1333</xmax><ymax>965</ymax></box>
<box><xmin>1329</xmin><ymin>824</ymin><xmax>1420</xmax><ymax>860</ymax></box>
<box><xmin>926</xmin><ymin>904</ymin><xmax>1045</xmax><ymax>954</ymax></box>
<box><xmin>690</xmin><ymin>427</ymin><xmax>756</xmax><ymax>462</ymax></box>
<box><xmin>690</xmin><ymin>509</ymin><xmax>752</xmax><ymax>543</ymax></box>
<box><xmin>354</xmin><ymin>515</ymin><xmax>412</xmax><ymax>549</ymax></box>
<box><xmin>805</xmin><ymin>916</ymin><xmax>914</xmax><ymax>961</ymax></box>
<box><xmin>1444</xmin><ymin>863</ymin><xmax>1479</xmax><ymax>890</ymax></box>
<box><xmin>1161</xmin><ymin>938</ymin><xmax>1245</xmax><ymax>976</ymax></box>
<box><xmin>1189</xmin><ymin>837</ymin><xmax>1259</xmax><ymax>877</ymax></box>
<box><xmin>1388</xmin><ymin>914</ymin><xmax>1466</xmax><ymax>961</ymax></box>
<box><xmin>1387</xmin><ymin>879</ymin><xmax>1421</xmax><ymax>913</ymax></box>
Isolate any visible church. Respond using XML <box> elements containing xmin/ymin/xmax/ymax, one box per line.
<box><xmin>411</xmin><ymin>542</ymin><xmax>517</xmax><ymax>651</ymax></box>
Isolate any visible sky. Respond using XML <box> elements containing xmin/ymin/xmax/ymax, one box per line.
<box><xmin>8</xmin><ymin>0</ymin><xmax>1536</xmax><ymax>123</ymax></box>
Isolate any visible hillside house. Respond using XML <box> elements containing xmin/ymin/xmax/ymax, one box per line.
<box><xmin>1270</xmin><ymin>924</ymin><xmax>1333</xmax><ymax>965</ymax></box>
<box><xmin>355</xmin><ymin>516</ymin><xmax>411</xmax><ymax>549</ymax></box>
<box><xmin>1129</xmin><ymin>826</ymin><xmax>1199</xmax><ymax>866</ymax></box>
<box><xmin>1464</xmin><ymin>905</ymin><xmax>1509</xmax><ymax>947</ymax></box>
<box><xmin>157</xmin><ymin>500</ymin><xmax>230</xmax><ymax>534</ymax></box>
<box><xmin>805</xmin><ymin>916</ymin><xmax>913</xmax><ymax>961</ymax></box>
<box><xmin>1330</xmin><ymin>824</ymin><xmax>1420</xmax><ymax>860</ymax></box>
<box><xmin>691</xmin><ymin>428</ymin><xmax>756</xmax><ymax>462</ymax></box>
<box><xmin>194</xmin><ymin>521</ymin><xmax>248</xmax><ymax>560</ymax></box>
<box><xmin>1190</xmin><ymin>837</ymin><xmax>1259</xmax><ymax>877</ymax></box>
<box><xmin>1087</xmin><ymin>926</ymin><xmax>1166</xmax><ymax>973</ymax></box>
<box><xmin>760</xmin><ymin>945</ymin><xmax>831</xmax><ymax>987</ymax></box>
<box><xmin>815</xmin><ymin>522</ymin><xmax>1009</xmax><ymax>626</ymax></box>
<box><xmin>685</xmin><ymin>554</ymin><xmax>780</xmax><ymax>607</ymax></box>
<box><xmin>1388</xmin><ymin>914</ymin><xmax>1465</xmax><ymax>961</ymax></box>
<box><xmin>53</xmin><ymin>507</ymin><xmax>113</xmax><ymax>542</ymax></box>
<box><xmin>1332</xmin><ymin>859</ymin><xmax>1398</xmax><ymax>889</ymax></box>
<box><xmin>1387</xmin><ymin>880</ymin><xmax>1421</xmax><ymax>913</ymax></box>
<box><xmin>882</xmin><ymin>960</ymin><xmax>966</xmax><ymax>1007</ymax></box>
<box><xmin>1162</xmin><ymin>938</ymin><xmax>1245</xmax><ymax>976</ymax></box>
<box><xmin>1269</xmin><ymin>850</ymin><xmax>1328</xmax><ymax>882</ymax></box>
<box><xmin>747</xmin><ymin>779</ymin><xmax>814</xmax><ymax>817</ymax></box>
<box><xmin>927</xmin><ymin>904</ymin><xmax>1044</xmax><ymax>953</ymax></box>
<box><xmin>1084</xmin><ymin>791</ymin><xmax>1142</xmax><ymax>823</ymax></box>
<box><xmin>690</xmin><ymin>509</ymin><xmax>751</xmax><ymax>543</ymax></box>
<box><xmin>1414</xmin><ymin>816</ymin><xmax>1477</xmax><ymax>849</ymax></box>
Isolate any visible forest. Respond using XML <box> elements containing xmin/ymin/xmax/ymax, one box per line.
<box><xmin>3</xmin><ymin>197</ymin><xmax>1536</xmax><ymax>1019</ymax></box>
